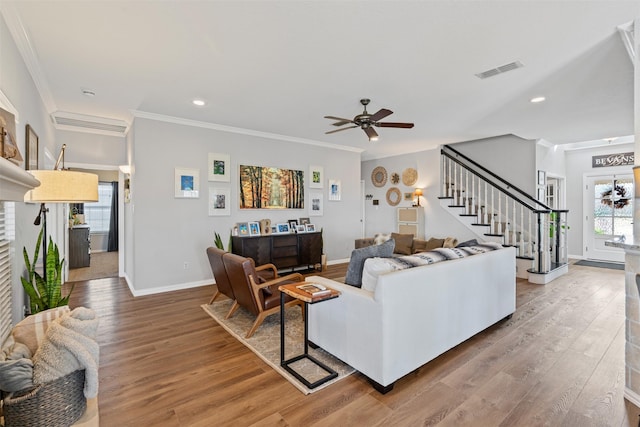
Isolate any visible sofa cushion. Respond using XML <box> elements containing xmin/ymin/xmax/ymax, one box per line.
<box><xmin>443</xmin><ymin>237</ymin><xmax>458</xmax><ymax>248</ymax></box>
<box><xmin>345</xmin><ymin>239</ymin><xmax>395</xmax><ymax>287</ymax></box>
<box><xmin>391</xmin><ymin>233</ymin><xmax>414</xmax><ymax>255</ymax></box>
<box><xmin>373</xmin><ymin>233</ymin><xmax>391</xmax><ymax>245</ymax></box>
<box><xmin>424</xmin><ymin>238</ymin><xmax>445</xmax><ymax>251</ymax></box>
<box><xmin>456</xmin><ymin>239</ymin><xmax>478</xmax><ymax>248</ymax></box>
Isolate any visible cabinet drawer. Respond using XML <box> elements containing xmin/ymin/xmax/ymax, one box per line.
<box><xmin>272</xmin><ymin>246</ymin><xmax>297</xmax><ymax>258</ymax></box>
<box><xmin>273</xmin><ymin>256</ymin><xmax>298</xmax><ymax>268</ymax></box>
<box><xmin>272</xmin><ymin>235</ymin><xmax>297</xmax><ymax>247</ymax></box>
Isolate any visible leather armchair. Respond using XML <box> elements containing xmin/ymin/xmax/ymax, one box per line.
<box><xmin>222</xmin><ymin>252</ymin><xmax>304</xmax><ymax>338</ymax></box>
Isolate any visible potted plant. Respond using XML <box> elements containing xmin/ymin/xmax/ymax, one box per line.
<box><xmin>21</xmin><ymin>226</ymin><xmax>74</xmax><ymax>314</ymax></box>
<box><xmin>214</xmin><ymin>231</ymin><xmax>232</xmax><ymax>252</ymax></box>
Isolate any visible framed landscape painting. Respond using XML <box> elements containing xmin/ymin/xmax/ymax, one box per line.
<box><xmin>239</xmin><ymin>164</ymin><xmax>304</xmax><ymax>209</ymax></box>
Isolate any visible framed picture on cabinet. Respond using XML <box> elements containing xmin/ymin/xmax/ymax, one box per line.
<box><xmin>306</xmin><ymin>224</ymin><xmax>316</xmax><ymax>232</ymax></box>
<box><xmin>248</xmin><ymin>221</ymin><xmax>261</xmax><ymax>236</ymax></box>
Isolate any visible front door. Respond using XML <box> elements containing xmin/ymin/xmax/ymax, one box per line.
<box><xmin>585</xmin><ymin>173</ymin><xmax>633</xmax><ymax>263</ymax></box>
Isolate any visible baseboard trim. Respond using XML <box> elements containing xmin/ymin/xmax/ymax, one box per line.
<box><xmin>126</xmin><ymin>276</ymin><xmax>212</xmax><ymax>297</ymax></box>
<box><xmin>625</xmin><ymin>387</ymin><xmax>640</xmax><ymax>409</ymax></box>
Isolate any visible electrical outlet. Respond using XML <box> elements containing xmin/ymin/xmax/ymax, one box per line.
<box><xmin>183</xmin><ymin>262</ymin><xmax>189</xmax><ymax>269</ymax></box>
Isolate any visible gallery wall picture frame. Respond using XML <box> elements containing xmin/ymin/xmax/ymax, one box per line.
<box><xmin>25</xmin><ymin>124</ymin><xmax>38</xmax><ymax>170</ymax></box>
<box><xmin>239</xmin><ymin>164</ymin><xmax>304</xmax><ymax>209</ymax></box>
<box><xmin>175</xmin><ymin>168</ymin><xmax>200</xmax><ymax>198</ymax></box>
<box><xmin>309</xmin><ymin>192</ymin><xmax>323</xmax><ymax>216</ymax></box>
<box><xmin>328</xmin><ymin>179</ymin><xmax>341</xmax><ymax>201</ymax></box>
<box><xmin>309</xmin><ymin>165</ymin><xmax>323</xmax><ymax>188</ymax></box>
<box><xmin>208</xmin><ymin>187</ymin><xmax>230</xmax><ymax>216</ymax></box>
<box><xmin>248</xmin><ymin>221</ymin><xmax>261</xmax><ymax>236</ymax></box>
<box><xmin>208</xmin><ymin>152</ymin><xmax>230</xmax><ymax>182</ymax></box>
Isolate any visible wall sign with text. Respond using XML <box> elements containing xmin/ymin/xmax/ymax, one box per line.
<box><xmin>592</xmin><ymin>152</ymin><xmax>634</xmax><ymax>168</ymax></box>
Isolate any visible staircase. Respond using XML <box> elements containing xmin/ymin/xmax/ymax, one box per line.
<box><xmin>439</xmin><ymin>145</ymin><xmax>568</xmax><ymax>284</ymax></box>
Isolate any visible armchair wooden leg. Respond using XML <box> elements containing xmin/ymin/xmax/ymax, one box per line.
<box><xmin>208</xmin><ymin>290</ymin><xmax>220</xmax><ymax>305</ymax></box>
<box><xmin>225</xmin><ymin>301</ymin><xmax>240</xmax><ymax>319</ymax></box>
<box><xmin>246</xmin><ymin>312</ymin><xmax>267</xmax><ymax>338</ymax></box>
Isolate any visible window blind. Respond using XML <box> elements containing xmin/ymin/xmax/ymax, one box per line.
<box><xmin>0</xmin><ymin>201</ymin><xmax>15</xmax><ymax>344</ymax></box>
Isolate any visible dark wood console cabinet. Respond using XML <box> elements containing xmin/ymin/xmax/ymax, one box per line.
<box><xmin>69</xmin><ymin>226</ymin><xmax>90</xmax><ymax>268</ymax></box>
<box><xmin>232</xmin><ymin>232</ymin><xmax>322</xmax><ymax>270</ymax></box>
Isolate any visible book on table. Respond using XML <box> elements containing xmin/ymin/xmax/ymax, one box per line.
<box><xmin>296</xmin><ymin>283</ymin><xmax>331</xmax><ymax>296</ymax></box>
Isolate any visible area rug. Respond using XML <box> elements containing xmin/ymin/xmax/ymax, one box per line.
<box><xmin>201</xmin><ymin>299</ymin><xmax>354</xmax><ymax>395</ymax></box>
<box><xmin>574</xmin><ymin>260</ymin><xmax>625</xmax><ymax>270</ymax></box>
<box><xmin>68</xmin><ymin>251</ymin><xmax>119</xmax><ymax>282</ymax></box>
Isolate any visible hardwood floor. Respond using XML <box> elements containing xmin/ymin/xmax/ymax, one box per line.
<box><xmin>66</xmin><ymin>261</ymin><xmax>640</xmax><ymax>426</ymax></box>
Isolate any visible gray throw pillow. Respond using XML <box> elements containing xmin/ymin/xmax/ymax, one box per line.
<box><xmin>345</xmin><ymin>238</ymin><xmax>395</xmax><ymax>287</ymax></box>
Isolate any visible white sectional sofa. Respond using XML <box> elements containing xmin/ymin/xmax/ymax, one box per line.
<box><xmin>307</xmin><ymin>245</ymin><xmax>516</xmax><ymax>393</ymax></box>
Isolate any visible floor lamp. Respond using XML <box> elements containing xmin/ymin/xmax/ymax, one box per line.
<box><xmin>23</xmin><ymin>144</ymin><xmax>98</xmax><ymax>279</ymax></box>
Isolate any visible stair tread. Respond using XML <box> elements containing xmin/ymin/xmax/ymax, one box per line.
<box><xmin>459</xmin><ymin>214</ymin><xmax>477</xmax><ymax>217</ymax></box>
<box><xmin>448</xmin><ymin>205</ymin><xmax>465</xmax><ymax>208</ymax></box>
<box><xmin>484</xmin><ymin>233</ymin><xmax>504</xmax><ymax>237</ymax></box>
<box><xmin>472</xmin><ymin>223</ymin><xmax>491</xmax><ymax>227</ymax></box>
<box><xmin>438</xmin><ymin>196</ymin><xmax>453</xmax><ymax>200</ymax></box>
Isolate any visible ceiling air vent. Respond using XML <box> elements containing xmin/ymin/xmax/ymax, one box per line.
<box><xmin>475</xmin><ymin>61</ymin><xmax>524</xmax><ymax>79</ymax></box>
<box><xmin>51</xmin><ymin>112</ymin><xmax>129</xmax><ymax>137</ymax></box>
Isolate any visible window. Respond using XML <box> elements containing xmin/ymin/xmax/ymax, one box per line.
<box><xmin>84</xmin><ymin>182</ymin><xmax>113</xmax><ymax>233</ymax></box>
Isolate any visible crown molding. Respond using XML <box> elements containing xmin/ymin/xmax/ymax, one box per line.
<box><xmin>131</xmin><ymin>110</ymin><xmax>364</xmax><ymax>153</ymax></box>
<box><xmin>0</xmin><ymin>3</ymin><xmax>57</xmax><ymax>113</ymax></box>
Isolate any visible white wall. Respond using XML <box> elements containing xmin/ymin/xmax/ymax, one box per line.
<box><xmin>126</xmin><ymin>117</ymin><xmax>362</xmax><ymax>294</ymax></box>
<box><xmin>1</xmin><ymin>15</ymin><xmax>57</xmax><ymax>323</ymax></box>
<box><xmin>362</xmin><ymin>147</ymin><xmax>476</xmax><ymax>242</ymax></box>
<box><xmin>55</xmin><ymin>130</ymin><xmax>125</xmax><ymax>167</ymax></box>
<box><xmin>451</xmin><ymin>134</ymin><xmax>538</xmax><ymax>196</ymax></box>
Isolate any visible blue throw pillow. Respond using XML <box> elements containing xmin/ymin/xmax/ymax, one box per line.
<box><xmin>345</xmin><ymin>238</ymin><xmax>395</xmax><ymax>287</ymax></box>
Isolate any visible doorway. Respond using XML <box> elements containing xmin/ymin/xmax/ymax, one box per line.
<box><xmin>584</xmin><ymin>173</ymin><xmax>633</xmax><ymax>263</ymax></box>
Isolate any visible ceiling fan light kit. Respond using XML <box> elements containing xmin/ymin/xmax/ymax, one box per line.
<box><xmin>324</xmin><ymin>98</ymin><xmax>414</xmax><ymax>141</ymax></box>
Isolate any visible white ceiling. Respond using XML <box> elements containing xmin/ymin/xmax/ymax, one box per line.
<box><xmin>2</xmin><ymin>1</ymin><xmax>639</xmax><ymax>160</ymax></box>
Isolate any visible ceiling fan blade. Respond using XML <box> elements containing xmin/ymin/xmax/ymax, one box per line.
<box><xmin>376</xmin><ymin>122</ymin><xmax>415</xmax><ymax>128</ymax></box>
<box><xmin>325</xmin><ymin>125</ymin><xmax>358</xmax><ymax>135</ymax></box>
<box><xmin>324</xmin><ymin>115</ymin><xmax>353</xmax><ymax>122</ymax></box>
<box><xmin>369</xmin><ymin>108</ymin><xmax>393</xmax><ymax>122</ymax></box>
<box><xmin>364</xmin><ymin>127</ymin><xmax>378</xmax><ymax>140</ymax></box>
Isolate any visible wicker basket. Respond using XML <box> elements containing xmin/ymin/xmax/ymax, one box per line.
<box><xmin>3</xmin><ymin>370</ymin><xmax>86</xmax><ymax>427</ymax></box>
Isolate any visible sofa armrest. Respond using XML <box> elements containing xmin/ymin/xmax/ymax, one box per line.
<box><xmin>355</xmin><ymin>238</ymin><xmax>375</xmax><ymax>249</ymax></box>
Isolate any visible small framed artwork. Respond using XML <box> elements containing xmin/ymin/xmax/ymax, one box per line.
<box><xmin>299</xmin><ymin>217</ymin><xmax>310</xmax><ymax>225</ymax></box>
<box><xmin>309</xmin><ymin>165</ymin><xmax>323</xmax><ymax>188</ymax></box>
<box><xmin>208</xmin><ymin>153</ymin><xmax>230</xmax><ymax>182</ymax></box>
<box><xmin>237</xmin><ymin>222</ymin><xmax>249</xmax><ymax>236</ymax></box>
<box><xmin>306</xmin><ymin>224</ymin><xmax>316</xmax><ymax>232</ymax></box>
<box><xmin>288</xmin><ymin>219</ymin><xmax>298</xmax><ymax>230</ymax></box>
<box><xmin>276</xmin><ymin>223</ymin><xmax>290</xmax><ymax>234</ymax></box>
<box><xmin>537</xmin><ymin>170</ymin><xmax>546</xmax><ymax>186</ymax></box>
<box><xmin>328</xmin><ymin>179</ymin><xmax>341</xmax><ymax>201</ymax></box>
<box><xmin>309</xmin><ymin>192</ymin><xmax>323</xmax><ymax>216</ymax></box>
<box><xmin>25</xmin><ymin>124</ymin><xmax>38</xmax><ymax>170</ymax></box>
<box><xmin>271</xmin><ymin>226</ymin><xmax>277</xmax><ymax>234</ymax></box>
<box><xmin>175</xmin><ymin>168</ymin><xmax>200</xmax><ymax>198</ymax></box>
<box><xmin>248</xmin><ymin>221</ymin><xmax>261</xmax><ymax>236</ymax></box>
<box><xmin>208</xmin><ymin>187</ymin><xmax>230</xmax><ymax>216</ymax></box>
<box><xmin>296</xmin><ymin>224</ymin><xmax>306</xmax><ymax>233</ymax></box>
<box><xmin>404</xmin><ymin>192</ymin><xmax>413</xmax><ymax>201</ymax></box>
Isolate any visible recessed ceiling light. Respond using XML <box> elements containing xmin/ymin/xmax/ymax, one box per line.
<box><xmin>192</xmin><ymin>99</ymin><xmax>206</xmax><ymax>107</ymax></box>
<box><xmin>530</xmin><ymin>96</ymin><xmax>546</xmax><ymax>103</ymax></box>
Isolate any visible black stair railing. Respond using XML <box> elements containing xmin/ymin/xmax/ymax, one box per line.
<box><xmin>441</xmin><ymin>145</ymin><xmax>568</xmax><ymax>274</ymax></box>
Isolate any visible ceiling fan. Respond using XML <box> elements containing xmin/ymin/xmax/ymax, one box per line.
<box><xmin>324</xmin><ymin>98</ymin><xmax>414</xmax><ymax>141</ymax></box>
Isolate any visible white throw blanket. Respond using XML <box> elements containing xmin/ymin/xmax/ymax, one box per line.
<box><xmin>32</xmin><ymin>307</ymin><xmax>99</xmax><ymax>398</ymax></box>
